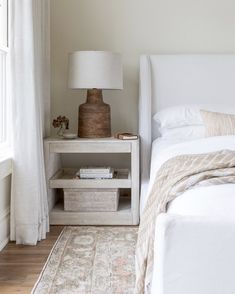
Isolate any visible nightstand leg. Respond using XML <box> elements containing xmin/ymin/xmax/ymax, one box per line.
<box><xmin>131</xmin><ymin>141</ymin><xmax>140</xmax><ymax>225</ymax></box>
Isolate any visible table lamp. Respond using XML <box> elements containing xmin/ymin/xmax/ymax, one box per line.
<box><xmin>68</xmin><ymin>51</ymin><xmax>123</xmax><ymax>138</ymax></box>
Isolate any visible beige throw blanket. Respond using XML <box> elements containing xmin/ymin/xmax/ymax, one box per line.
<box><xmin>135</xmin><ymin>150</ymin><xmax>235</xmax><ymax>294</ymax></box>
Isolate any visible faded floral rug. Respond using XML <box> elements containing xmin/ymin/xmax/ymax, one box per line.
<box><xmin>32</xmin><ymin>226</ymin><xmax>138</xmax><ymax>294</ymax></box>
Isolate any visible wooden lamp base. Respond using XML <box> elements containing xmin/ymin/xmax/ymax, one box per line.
<box><xmin>78</xmin><ymin>89</ymin><xmax>111</xmax><ymax>138</ymax></box>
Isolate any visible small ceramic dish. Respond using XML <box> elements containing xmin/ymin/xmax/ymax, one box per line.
<box><xmin>62</xmin><ymin>133</ymin><xmax>77</xmax><ymax>139</ymax></box>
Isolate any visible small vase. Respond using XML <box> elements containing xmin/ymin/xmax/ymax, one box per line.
<box><xmin>57</xmin><ymin>126</ymin><xmax>65</xmax><ymax>137</ymax></box>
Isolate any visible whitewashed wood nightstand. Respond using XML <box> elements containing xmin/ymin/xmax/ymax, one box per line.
<box><xmin>44</xmin><ymin>137</ymin><xmax>139</xmax><ymax>225</ymax></box>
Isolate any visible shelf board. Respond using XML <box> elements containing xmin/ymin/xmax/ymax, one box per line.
<box><xmin>50</xmin><ymin>168</ymin><xmax>131</xmax><ymax>189</ymax></box>
<box><xmin>50</xmin><ymin>197</ymin><xmax>134</xmax><ymax>225</ymax></box>
<box><xmin>47</xmin><ymin>139</ymin><xmax>132</xmax><ymax>153</ymax></box>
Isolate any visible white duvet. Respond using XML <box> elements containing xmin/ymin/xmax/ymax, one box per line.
<box><xmin>141</xmin><ymin>136</ymin><xmax>235</xmax><ymax>219</ymax></box>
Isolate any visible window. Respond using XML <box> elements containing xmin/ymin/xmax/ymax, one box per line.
<box><xmin>0</xmin><ymin>0</ymin><xmax>9</xmax><ymax>147</ymax></box>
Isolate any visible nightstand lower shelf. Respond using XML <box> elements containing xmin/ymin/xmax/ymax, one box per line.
<box><xmin>50</xmin><ymin>197</ymin><xmax>134</xmax><ymax>225</ymax></box>
<box><xmin>50</xmin><ymin>168</ymin><xmax>131</xmax><ymax>189</ymax></box>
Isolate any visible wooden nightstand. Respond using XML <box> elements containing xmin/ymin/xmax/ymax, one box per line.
<box><xmin>44</xmin><ymin>137</ymin><xmax>139</xmax><ymax>225</ymax></box>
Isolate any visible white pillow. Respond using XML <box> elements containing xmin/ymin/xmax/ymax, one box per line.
<box><xmin>153</xmin><ymin>104</ymin><xmax>235</xmax><ymax>131</ymax></box>
<box><xmin>153</xmin><ymin>105</ymin><xmax>202</xmax><ymax>130</ymax></box>
<box><xmin>160</xmin><ymin>125</ymin><xmax>205</xmax><ymax>140</ymax></box>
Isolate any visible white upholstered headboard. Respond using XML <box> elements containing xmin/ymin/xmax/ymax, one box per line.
<box><xmin>139</xmin><ymin>54</ymin><xmax>235</xmax><ymax>185</ymax></box>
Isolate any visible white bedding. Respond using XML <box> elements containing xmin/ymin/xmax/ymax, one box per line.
<box><xmin>141</xmin><ymin>136</ymin><xmax>235</xmax><ymax>218</ymax></box>
<box><xmin>151</xmin><ymin>214</ymin><xmax>235</xmax><ymax>294</ymax></box>
<box><xmin>144</xmin><ymin>136</ymin><xmax>235</xmax><ymax>294</ymax></box>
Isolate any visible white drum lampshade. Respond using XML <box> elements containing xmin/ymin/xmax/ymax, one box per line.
<box><xmin>68</xmin><ymin>51</ymin><xmax>123</xmax><ymax>138</ymax></box>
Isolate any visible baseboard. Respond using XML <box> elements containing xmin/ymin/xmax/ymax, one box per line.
<box><xmin>0</xmin><ymin>158</ymin><xmax>11</xmax><ymax>251</ymax></box>
<box><xmin>0</xmin><ymin>207</ymin><xmax>10</xmax><ymax>251</ymax></box>
<box><xmin>0</xmin><ymin>158</ymin><xmax>12</xmax><ymax>180</ymax></box>
<box><xmin>0</xmin><ymin>207</ymin><xmax>10</xmax><ymax>222</ymax></box>
<box><xmin>0</xmin><ymin>236</ymin><xmax>9</xmax><ymax>251</ymax></box>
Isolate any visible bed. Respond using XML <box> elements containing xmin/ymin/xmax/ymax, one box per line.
<box><xmin>138</xmin><ymin>55</ymin><xmax>235</xmax><ymax>294</ymax></box>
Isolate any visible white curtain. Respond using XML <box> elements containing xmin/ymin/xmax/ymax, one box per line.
<box><xmin>10</xmin><ymin>0</ymin><xmax>50</xmax><ymax>244</ymax></box>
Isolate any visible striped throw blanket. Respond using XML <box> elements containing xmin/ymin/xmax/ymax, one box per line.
<box><xmin>135</xmin><ymin>150</ymin><xmax>235</xmax><ymax>294</ymax></box>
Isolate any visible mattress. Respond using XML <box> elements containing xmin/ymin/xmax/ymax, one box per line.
<box><xmin>141</xmin><ymin>136</ymin><xmax>235</xmax><ymax>218</ymax></box>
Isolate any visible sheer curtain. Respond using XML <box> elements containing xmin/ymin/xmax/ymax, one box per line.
<box><xmin>10</xmin><ymin>0</ymin><xmax>50</xmax><ymax>244</ymax></box>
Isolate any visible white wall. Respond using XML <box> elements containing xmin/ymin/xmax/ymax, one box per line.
<box><xmin>50</xmin><ymin>0</ymin><xmax>235</xmax><ymax>135</ymax></box>
<box><xmin>0</xmin><ymin>175</ymin><xmax>11</xmax><ymax>250</ymax></box>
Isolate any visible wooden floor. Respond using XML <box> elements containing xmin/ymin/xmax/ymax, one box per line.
<box><xmin>0</xmin><ymin>226</ymin><xmax>64</xmax><ymax>294</ymax></box>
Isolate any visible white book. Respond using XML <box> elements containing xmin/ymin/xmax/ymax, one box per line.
<box><xmin>80</xmin><ymin>174</ymin><xmax>113</xmax><ymax>179</ymax></box>
<box><xmin>79</xmin><ymin>166</ymin><xmax>111</xmax><ymax>174</ymax></box>
<box><xmin>79</xmin><ymin>169</ymin><xmax>114</xmax><ymax>179</ymax></box>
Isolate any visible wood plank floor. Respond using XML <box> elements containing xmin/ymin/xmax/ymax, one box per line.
<box><xmin>0</xmin><ymin>226</ymin><xmax>64</xmax><ymax>294</ymax></box>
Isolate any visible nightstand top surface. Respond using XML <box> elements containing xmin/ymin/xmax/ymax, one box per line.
<box><xmin>44</xmin><ymin>136</ymin><xmax>139</xmax><ymax>144</ymax></box>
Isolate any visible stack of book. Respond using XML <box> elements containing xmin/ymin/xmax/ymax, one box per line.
<box><xmin>77</xmin><ymin>166</ymin><xmax>114</xmax><ymax>179</ymax></box>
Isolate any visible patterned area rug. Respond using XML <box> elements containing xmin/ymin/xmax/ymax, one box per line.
<box><xmin>32</xmin><ymin>226</ymin><xmax>138</xmax><ymax>294</ymax></box>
